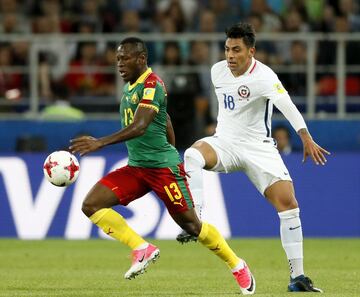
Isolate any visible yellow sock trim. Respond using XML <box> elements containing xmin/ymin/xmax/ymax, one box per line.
<box><xmin>90</xmin><ymin>208</ymin><xmax>146</xmax><ymax>250</ymax></box>
<box><xmin>198</xmin><ymin>222</ymin><xmax>240</xmax><ymax>269</ymax></box>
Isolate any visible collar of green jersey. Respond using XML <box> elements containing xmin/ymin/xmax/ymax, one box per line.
<box><xmin>128</xmin><ymin>67</ymin><xmax>152</xmax><ymax>91</ymax></box>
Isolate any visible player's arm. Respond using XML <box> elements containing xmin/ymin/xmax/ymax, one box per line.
<box><xmin>166</xmin><ymin>113</ymin><xmax>175</xmax><ymax>146</ymax></box>
<box><xmin>274</xmin><ymin>95</ymin><xmax>330</xmax><ymax>165</ymax></box>
<box><xmin>69</xmin><ymin>107</ymin><xmax>156</xmax><ymax>156</ymax></box>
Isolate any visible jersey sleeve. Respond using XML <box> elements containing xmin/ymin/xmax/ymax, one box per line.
<box><xmin>139</xmin><ymin>79</ymin><xmax>165</xmax><ymax>113</ymax></box>
<box><xmin>259</xmin><ymin>70</ymin><xmax>289</xmax><ymax>104</ymax></box>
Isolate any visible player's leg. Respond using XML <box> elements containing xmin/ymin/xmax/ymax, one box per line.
<box><xmin>177</xmin><ymin>140</ymin><xmax>218</xmax><ymax>243</ymax></box>
<box><xmin>82</xmin><ymin>166</ymin><xmax>160</xmax><ymax>280</ymax></box>
<box><xmin>243</xmin><ymin>142</ymin><xmax>322</xmax><ymax>292</ymax></box>
<box><xmin>151</xmin><ymin>165</ymin><xmax>255</xmax><ymax>295</ymax></box>
<box><xmin>265</xmin><ymin>181</ymin><xmax>322</xmax><ymax>293</ymax></box>
<box><xmin>173</xmin><ymin>211</ymin><xmax>255</xmax><ymax>295</ymax></box>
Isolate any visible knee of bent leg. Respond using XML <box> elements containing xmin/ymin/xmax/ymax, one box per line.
<box><xmin>277</xmin><ymin>196</ymin><xmax>299</xmax><ymax>211</ymax></box>
<box><xmin>182</xmin><ymin>221</ymin><xmax>202</xmax><ymax>237</ymax></box>
<box><xmin>81</xmin><ymin>197</ymin><xmax>101</xmax><ymax>217</ymax></box>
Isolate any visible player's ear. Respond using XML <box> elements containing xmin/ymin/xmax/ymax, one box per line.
<box><xmin>249</xmin><ymin>47</ymin><xmax>256</xmax><ymax>58</ymax></box>
<box><xmin>137</xmin><ymin>53</ymin><xmax>146</xmax><ymax>65</ymax></box>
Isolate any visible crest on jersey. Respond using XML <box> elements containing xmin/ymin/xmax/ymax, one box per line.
<box><xmin>238</xmin><ymin>85</ymin><xmax>250</xmax><ymax>99</ymax></box>
<box><xmin>131</xmin><ymin>93</ymin><xmax>139</xmax><ymax>104</ymax></box>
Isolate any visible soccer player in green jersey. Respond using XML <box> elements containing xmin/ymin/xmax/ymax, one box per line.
<box><xmin>70</xmin><ymin>37</ymin><xmax>255</xmax><ymax>294</ymax></box>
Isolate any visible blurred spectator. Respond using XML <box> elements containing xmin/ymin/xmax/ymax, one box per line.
<box><xmin>160</xmin><ymin>42</ymin><xmax>201</xmax><ymax>149</ymax></box>
<box><xmin>279</xmin><ymin>41</ymin><xmax>307</xmax><ymax>96</ymax></box>
<box><xmin>158</xmin><ymin>0</ymin><xmax>187</xmax><ymax>32</ymax></box>
<box><xmin>188</xmin><ymin>41</ymin><xmax>215</xmax><ymax>137</ymax></box>
<box><xmin>247</xmin><ymin>13</ymin><xmax>278</xmax><ymax>64</ymax></box>
<box><xmin>277</xmin><ymin>8</ymin><xmax>309</xmax><ymax>63</ymax></box>
<box><xmin>0</xmin><ymin>0</ymin><xmax>19</xmax><ymax>14</ymax></box>
<box><xmin>317</xmin><ymin>14</ymin><xmax>360</xmax><ymax>96</ymax></box>
<box><xmin>11</xmin><ymin>41</ymin><xmax>29</xmax><ymax>66</ymax></box>
<box><xmin>272</xmin><ymin>125</ymin><xmax>292</xmax><ymax>155</ymax></box>
<box><xmin>41</xmin><ymin>83</ymin><xmax>85</xmax><ymax>121</ymax></box>
<box><xmin>197</xmin><ymin>9</ymin><xmax>217</xmax><ymax>33</ymax></box>
<box><xmin>0</xmin><ymin>43</ymin><xmax>24</xmax><ymax>100</ymax></box>
<box><xmin>118</xmin><ymin>10</ymin><xmax>142</xmax><ymax>32</ymax></box>
<box><xmin>76</xmin><ymin>0</ymin><xmax>103</xmax><ymax>32</ymax></box>
<box><xmin>249</xmin><ymin>0</ymin><xmax>282</xmax><ymax>32</ymax></box>
<box><xmin>97</xmin><ymin>44</ymin><xmax>117</xmax><ymax>96</ymax></box>
<box><xmin>339</xmin><ymin>0</ymin><xmax>360</xmax><ymax>31</ymax></box>
<box><xmin>0</xmin><ymin>13</ymin><xmax>30</xmax><ymax>34</ymax></box>
<box><xmin>65</xmin><ymin>42</ymin><xmax>106</xmax><ymax>96</ymax></box>
<box><xmin>157</xmin><ymin>0</ymin><xmax>198</xmax><ymax>30</ymax></box>
<box><xmin>317</xmin><ymin>14</ymin><xmax>360</xmax><ymax>65</ymax></box>
<box><xmin>208</xmin><ymin>0</ymin><xmax>239</xmax><ymax>31</ymax></box>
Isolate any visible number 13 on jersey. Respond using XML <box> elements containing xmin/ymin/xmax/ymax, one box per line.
<box><xmin>123</xmin><ymin>108</ymin><xmax>134</xmax><ymax>126</ymax></box>
<box><xmin>164</xmin><ymin>182</ymin><xmax>183</xmax><ymax>206</ymax></box>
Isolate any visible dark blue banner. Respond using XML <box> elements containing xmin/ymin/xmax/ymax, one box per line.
<box><xmin>0</xmin><ymin>153</ymin><xmax>359</xmax><ymax>238</ymax></box>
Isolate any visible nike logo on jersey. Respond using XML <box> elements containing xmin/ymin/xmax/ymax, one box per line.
<box><xmin>289</xmin><ymin>226</ymin><xmax>301</xmax><ymax>230</ymax></box>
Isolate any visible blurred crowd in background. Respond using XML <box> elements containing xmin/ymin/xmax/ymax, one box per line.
<box><xmin>1</xmin><ymin>0</ymin><xmax>360</xmax><ymax>149</ymax></box>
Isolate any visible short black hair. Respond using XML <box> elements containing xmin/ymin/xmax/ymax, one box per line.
<box><xmin>119</xmin><ymin>37</ymin><xmax>148</xmax><ymax>57</ymax></box>
<box><xmin>225</xmin><ymin>23</ymin><xmax>256</xmax><ymax>48</ymax></box>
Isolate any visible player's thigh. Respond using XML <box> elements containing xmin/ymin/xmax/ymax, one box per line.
<box><xmin>99</xmin><ymin>165</ymin><xmax>151</xmax><ymax>206</ymax></box>
<box><xmin>243</xmin><ymin>143</ymin><xmax>293</xmax><ymax>195</ymax></box>
<box><xmin>144</xmin><ymin>164</ymin><xmax>194</xmax><ymax>215</ymax></box>
<box><xmin>83</xmin><ymin>182</ymin><xmax>119</xmax><ymax>213</ymax></box>
<box><xmin>196</xmin><ymin>136</ymin><xmax>242</xmax><ymax>172</ymax></box>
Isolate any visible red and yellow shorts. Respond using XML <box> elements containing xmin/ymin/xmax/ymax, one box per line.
<box><xmin>99</xmin><ymin>163</ymin><xmax>194</xmax><ymax>214</ymax></box>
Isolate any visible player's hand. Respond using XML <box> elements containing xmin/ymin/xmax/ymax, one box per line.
<box><xmin>302</xmin><ymin>138</ymin><xmax>330</xmax><ymax>165</ymax></box>
<box><xmin>69</xmin><ymin>136</ymin><xmax>103</xmax><ymax>156</ymax></box>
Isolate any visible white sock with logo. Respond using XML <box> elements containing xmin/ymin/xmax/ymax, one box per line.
<box><xmin>278</xmin><ymin>208</ymin><xmax>304</xmax><ymax>278</ymax></box>
<box><xmin>184</xmin><ymin>148</ymin><xmax>206</xmax><ymax>219</ymax></box>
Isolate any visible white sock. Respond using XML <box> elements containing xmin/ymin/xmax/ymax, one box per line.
<box><xmin>184</xmin><ymin>148</ymin><xmax>206</xmax><ymax>220</ymax></box>
<box><xmin>134</xmin><ymin>242</ymin><xmax>149</xmax><ymax>250</ymax></box>
<box><xmin>278</xmin><ymin>208</ymin><xmax>304</xmax><ymax>278</ymax></box>
<box><xmin>231</xmin><ymin>258</ymin><xmax>245</xmax><ymax>272</ymax></box>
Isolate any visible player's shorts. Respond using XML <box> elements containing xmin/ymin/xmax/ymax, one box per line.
<box><xmin>200</xmin><ymin>136</ymin><xmax>292</xmax><ymax>195</ymax></box>
<box><xmin>99</xmin><ymin>163</ymin><xmax>194</xmax><ymax>214</ymax></box>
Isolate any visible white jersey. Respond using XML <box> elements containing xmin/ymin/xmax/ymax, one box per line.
<box><xmin>211</xmin><ymin>58</ymin><xmax>289</xmax><ymax>143</ymax></box>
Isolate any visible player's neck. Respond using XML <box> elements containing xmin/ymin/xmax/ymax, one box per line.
<box><xmin>130</xmin><ymin>66</ymin><xmax>149</xmax><ymax>84</ymax></box>
<box><xmin>231</xmin><ymin>59</ymin><xmax>253</xmax><ymax>77</ymax></box>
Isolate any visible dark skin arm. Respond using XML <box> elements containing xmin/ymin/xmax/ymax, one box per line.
<box><xmin>166</xmin><ymin>113</ymin><xmax>175</xmax><ymax>146</ymax></box>
<box><xmin>298</xmin><ymin>128</ymin><xmax>331</xmax><ymax>165</ymax></box>
<box><xmin>69</xmin><ymin>106</ymin><xmax>157</xmax><ymax>156</ymax></box>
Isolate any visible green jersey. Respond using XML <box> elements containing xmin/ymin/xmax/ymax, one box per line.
<box><xmin>120</xmin><ymin>68</ymin><xmax>181</xmax><ymax>168</ymax></box>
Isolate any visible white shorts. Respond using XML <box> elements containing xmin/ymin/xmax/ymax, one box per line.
<box><xmin>200</xmin><ymin>136</ymin><xmax>292</xmax><ymax>195</ymax></box>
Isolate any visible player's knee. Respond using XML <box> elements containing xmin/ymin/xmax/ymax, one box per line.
<box><xmin>184</xmin><ymin>147</ymin><xmax>205</xmax><ymax>167</ymax></box>
<box><xmin>81</xmin><ymin>198</ymin><xmax>100</xmax><ymax>217</ymax></box>
<box><xmin>182</xmin><ymin>221</ymin><xmax>202</xmax><ymax>237</ymax></box>
<box><xmin>279</xmin><ymin>197</ymin><xmax>298</xmax><ymax>211</ymax></box>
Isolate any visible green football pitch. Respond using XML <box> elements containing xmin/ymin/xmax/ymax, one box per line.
<box><xmin>0</xmin><ymin>239</ymin><xmax>359</xmax><ymax>297</ymax></box>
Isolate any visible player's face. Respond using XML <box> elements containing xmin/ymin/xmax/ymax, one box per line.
<box><xmin>116</xmin><ymin>44</ymin><xmax>144</xmax><ymax>83</ymax></box>
<box><xmin>225</xmin><ymin>38</ymin><xmax>255</xmax><ymax>76</ymax></box>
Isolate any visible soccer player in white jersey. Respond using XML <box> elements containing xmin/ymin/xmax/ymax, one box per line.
<box><xmin>177</xmin><ymin>23</ymin><xmax>329</xmax><ymax>293</ymax></box>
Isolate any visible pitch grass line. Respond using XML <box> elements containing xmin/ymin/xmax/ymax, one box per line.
<box><xmin>0</xmin><ymin>239</ymin><xmax>359</xmax><ymax>297</ymax></box>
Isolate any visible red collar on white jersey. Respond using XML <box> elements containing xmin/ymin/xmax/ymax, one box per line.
<box><xmin>243</xmin><ymin>58</ymin><xmax>257</xmax><ymax>76</ymax></box>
